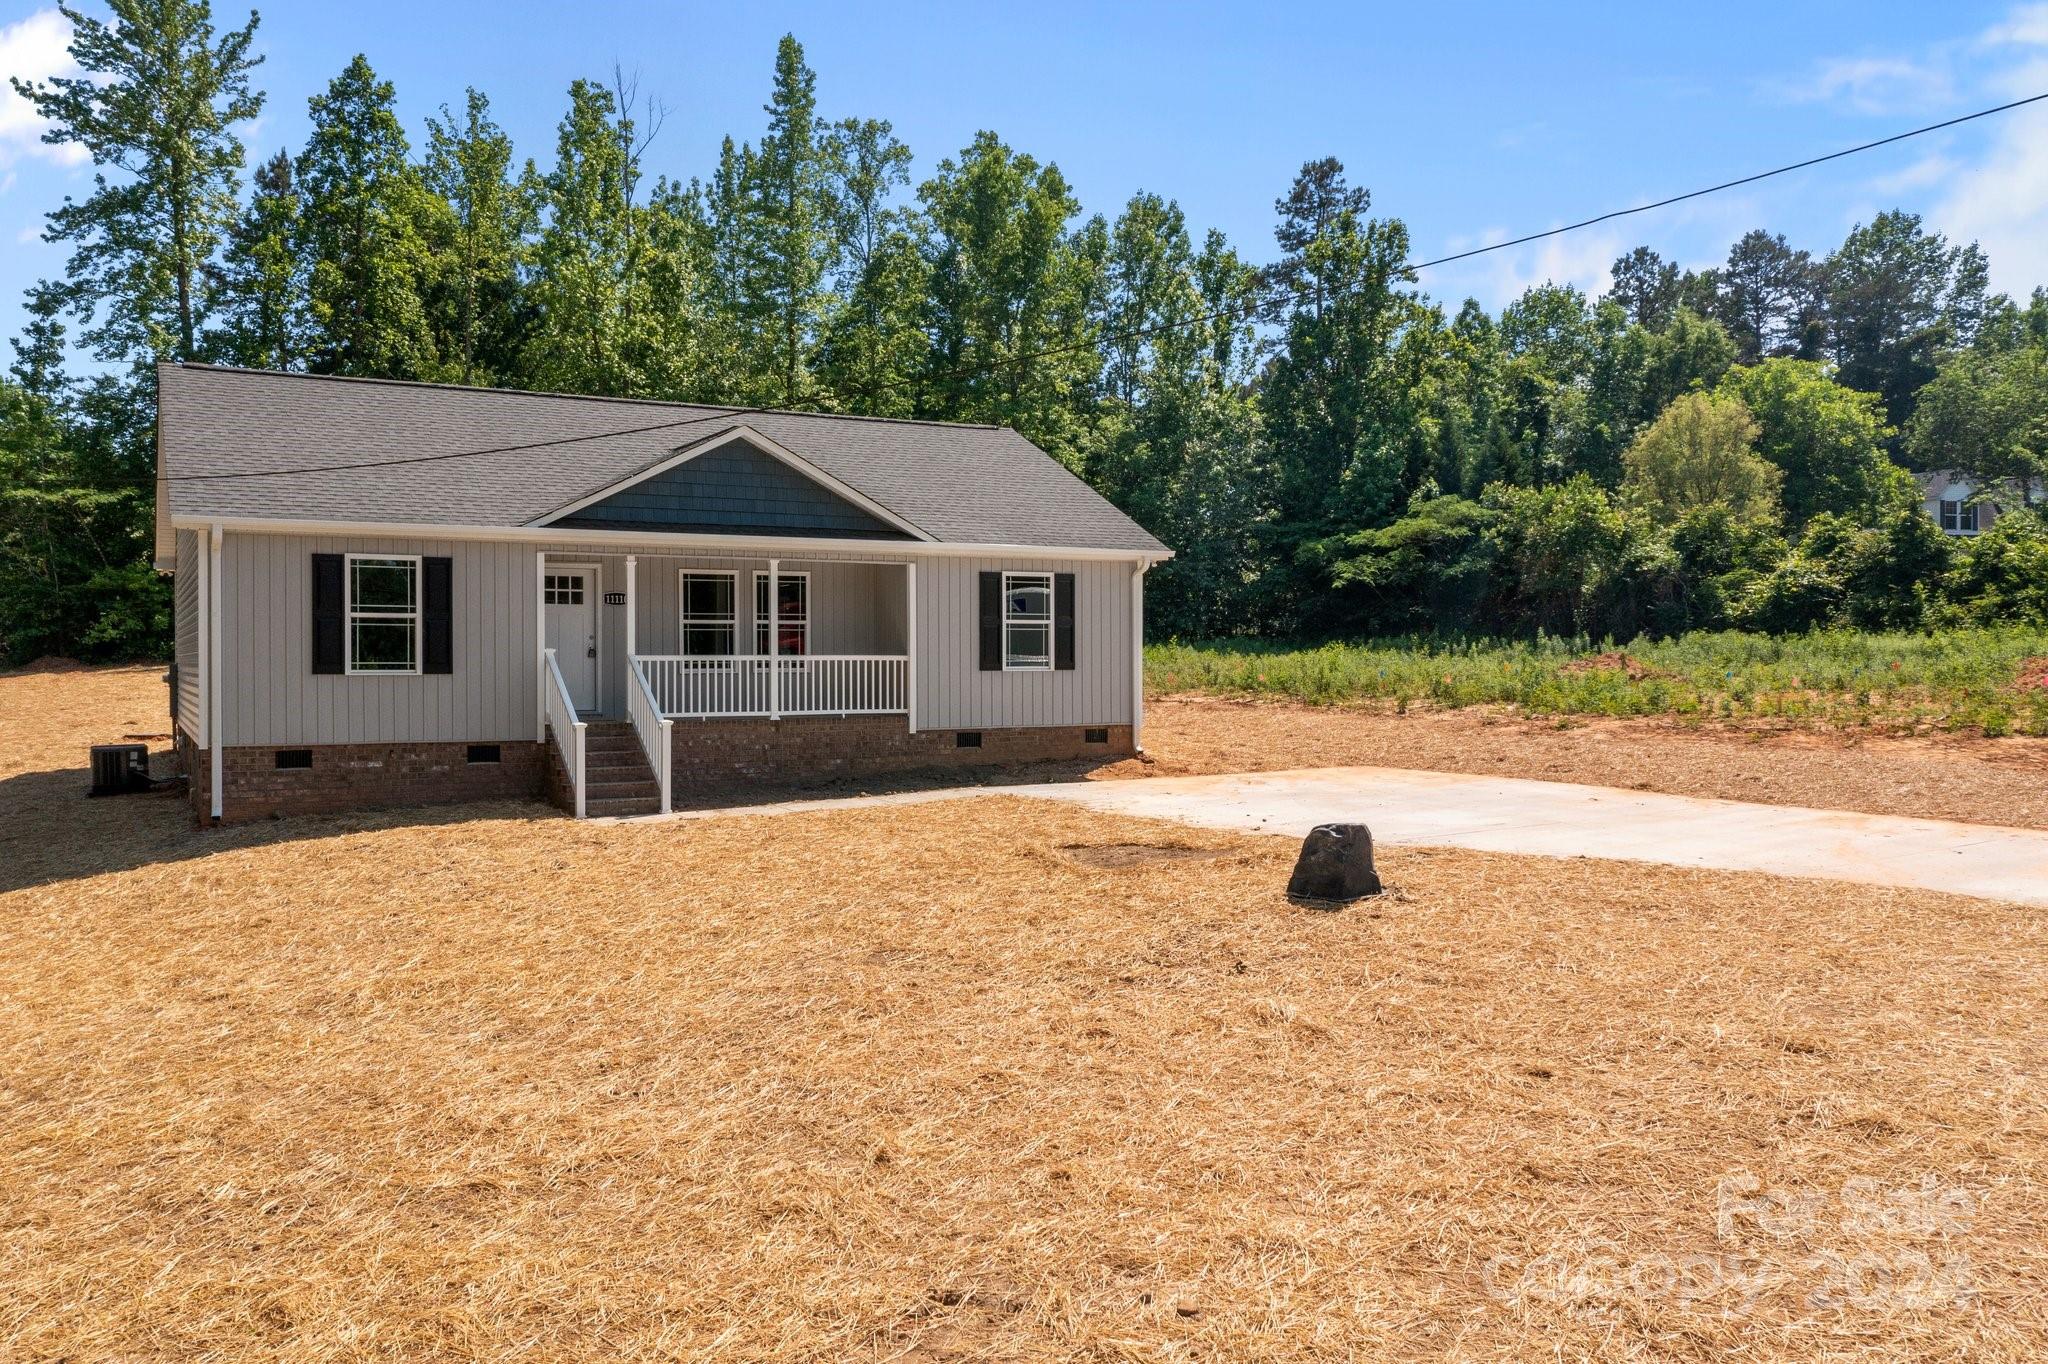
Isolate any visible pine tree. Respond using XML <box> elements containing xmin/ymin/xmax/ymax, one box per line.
<box><xmin>295</xmin><ymin>55</ymin><xmax>437</xmax><ymax>378</ymax></box>
<box><xmin>11</xmin><ymin>0</ymin><xmax>263</xmax><ymax>362</ymax></box>
<box><xmin>209</xmin><ymin>151</ymin><xmax>309</xmax><ymax>369</ymax></box>
<box><xmin>752</xmin><ymin>36</ymin><xmax>837</xmax><ymax>407</ymax></box>
<box><xmin>422</xmin><ymin>90</ymin><xmax>533</xmax><ymax>385</ymax></box>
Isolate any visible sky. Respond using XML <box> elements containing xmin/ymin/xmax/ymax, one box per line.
<box><xmin>3</xmin><ymin>0</ymin><xmax>2047</xmax><ymax>363</ymax></box>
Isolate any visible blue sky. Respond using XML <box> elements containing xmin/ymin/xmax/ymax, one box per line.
<box><xmin>3</xmin><ymin>0</ymin><xmax>2047</xmax><ymax>360</ymax></box>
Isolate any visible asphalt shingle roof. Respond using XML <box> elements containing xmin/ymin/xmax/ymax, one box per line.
<box><xmin>156</xmin><ymin>364</ymin><xmax>1168</xmax><ymax>554</ymax></box>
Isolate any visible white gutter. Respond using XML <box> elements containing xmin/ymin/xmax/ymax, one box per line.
<box><xmin>168</xmin><ymin>514</ymin><xmax>1172</xmax><ymax>565</ymax></box>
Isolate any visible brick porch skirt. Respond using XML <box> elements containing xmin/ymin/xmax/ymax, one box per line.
<box><xmin>178</xmin><ymin>718</ymin><xmax>1132</xmax><ymax>823</ymax></box>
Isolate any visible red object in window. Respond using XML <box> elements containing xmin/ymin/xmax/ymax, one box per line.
<box><xmin>779</xmin><ymin>624</ymin><xmax>806</xmax><ymax>655</ymax></box>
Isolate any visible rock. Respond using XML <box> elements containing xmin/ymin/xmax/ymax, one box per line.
<box><xmin>1286</xmin><ymin>823</ymin><xmax>1383</xmax><ymax>908</ymax></box>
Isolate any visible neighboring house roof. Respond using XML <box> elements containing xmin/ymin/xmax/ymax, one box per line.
<box><xmin>155</xmin><ymin>363</ymin><xmax>1168</xmax><ymax>555</ymax></box>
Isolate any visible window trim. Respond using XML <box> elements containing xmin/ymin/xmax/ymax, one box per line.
<box><xmin>344</xmin><ymin>552</ymin><xmax>422</xmax><ymax>676</ymax></box>
<box><xmin>677</xmin><ymin>569</ymin><xmax>740</xmax><ymax>658</ymax></box>
<box><xmin>1938</xmin><ymin>498</ymin><xmax>1979</xmax><ymax>534</ymax></box>
<box><xmin>1001</xmin><ymin>570</ymin><xmax>1055</xmax><ymax>672</ymax></box>
<box><xmin>752</xmin><ymin>570</ymin><xmax>811</xmax><ymax>657</ymax></box>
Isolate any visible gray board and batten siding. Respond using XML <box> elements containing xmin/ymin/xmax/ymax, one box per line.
<box><xmin>211</xmin><ymin>532</ymin><xmax>1136</xmax><ymax>747</ymax></box>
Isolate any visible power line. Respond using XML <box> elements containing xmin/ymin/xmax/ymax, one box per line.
<box><xmin>161</xmin><ymin>90</ymin><xmax>2047</xmax><ymax>485</ymax></box>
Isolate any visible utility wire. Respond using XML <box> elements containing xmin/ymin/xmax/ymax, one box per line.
<box><xmin>161</xmin><ymin>90</ymin><xmax>2048</xmax><ymax>484</ymax></box>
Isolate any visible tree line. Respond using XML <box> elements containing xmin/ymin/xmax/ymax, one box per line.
<box><xmin>3</xmin><ymin>0</ymin><xmax>2045</xmax><ymax>664</ymax></box>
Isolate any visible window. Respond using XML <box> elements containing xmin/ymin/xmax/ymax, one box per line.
<box><xmin>347</xmin><ymin>554</ymin><xmax>420</xmax><ymax>674</ymax></box>
<box><xmin>679</xmin><ymin>572</ymin><xmax>738</xmax><ymax>656</ymax></box>
<box><xmin>1001</xmin><ymin>571</ymin><xmax>1053</xmax><ymax>670</ymax></box>
<box><xmin>1939</xmin><ymin>499</ymin><xmax>1979</xmax><ymax>534</ymax></box>
<box><xmin>753</xmin><ymin>572</ymin><xmax>809</xmax><ymax>655</ymax></box>
<box><xmin>543</xmin><ymin>572</ymin><xmax>585</xmax><ymax>605</ymax></box>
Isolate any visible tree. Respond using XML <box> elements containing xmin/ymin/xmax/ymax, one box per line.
<box><xmin>1908</xmin><ymin>344</ymin><xmax>2048</xmax><ymax>509</ymax></box>
<box><xmin>422</xmin><ymin>90</ymin><xmax>533</xmax><ymax>385</ymax></box>
<box><xmin>295</xmin><ymin>55</ymin><xmax>437</xmax><ymax>377</ymax></box>
<box><xmin>752</xmin><ymin>35</ymin><xmax>838</xmax><ymax>407</ymax></box>
<box><xmin>12</xmin><ymin>0</ymin><xmax>263</xmax><ymax>363</ymax></box>
<box><xmin>917</xmin><ymin>131</ymin><xmax>1102</xmax><ymax>461</ymax></box>
<box><xmin>1823</xmin><ymin>211</ymin><xmax>1988</xmax><ymax>431</ymax></box>
<box><xmin>1607</xmin><ymin>246</ymin><xmax>1682</xmax><ymax>329</ymax></box>
<box><xmin>1714</xmin><ymin>229</ymin><xmax>1820</xmax><ymax>362</ymax></box>
<box><xmin>1717</xmin><ymin>359</ymin><xmax>1910</xmax><ymax>527</ymax></box>
<box><xmin>1622</xmin><ymin>391</ymin><xmax>1781</xmax><ymax>524</ymax></box>
<box><xmin>208</xmin><ymin>150</ymin><xmax>309</xmax><ymax>369</ymax></box>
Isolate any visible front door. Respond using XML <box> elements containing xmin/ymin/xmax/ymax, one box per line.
<box><xmin>543</xmin><ymin>566</ymin><xmax>599</xmax><ymax>712</ymax></box>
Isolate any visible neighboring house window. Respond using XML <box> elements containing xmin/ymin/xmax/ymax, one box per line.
<box><xmin>753</xmin><ymin>572</ymin><xmax>809</xmax><ymax>655</ymax></box>
<box><xmin>1939</xmin><ymin>499</ymin><xmax>1979</xmax><ymax>534</ymax></box>
<box><xmin>1002</xmin><ymin>571</ymin><xmax>1054</xmax><ymax>670</ymax></box>
<box><xmin>347</xmin><ymin>554</ymin><xmax>420</xmax><ymax>674</ymax></box>
<box><xmin>679</xmin><ymin>572</ymin><xmax>737</xmax><ymax>655</ymax></box>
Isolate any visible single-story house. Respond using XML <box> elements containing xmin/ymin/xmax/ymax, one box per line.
<box><xmin>1914</xmin><ymin>469</ymin><xmax>2044</xmax><ymax>536</ymax></box>
<box><xmin>156</xmin><ymin>363</ymin><xmax>1170</xmax><ymax>823</ymax></box>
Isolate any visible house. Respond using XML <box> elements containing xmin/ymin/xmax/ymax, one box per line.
<box><xmin>1914</xmin><ymin>468</ymin><xmax>2044</xmax><ymax>536</ymax></box>
<box><xmin>155</xmin><ymin>364</ymin><xmax>1170</xmax><ymax>823</ymax></box>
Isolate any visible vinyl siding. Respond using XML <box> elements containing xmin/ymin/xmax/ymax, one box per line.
<box><xmin>216</xmin><ymin>531</ymin><xmax>1138</xmax><ymax>745</ymax></box>
<box><xmin>173</xmin><ymin>528</ymin><xmax>202</xmax><ymax>738</ymax></box>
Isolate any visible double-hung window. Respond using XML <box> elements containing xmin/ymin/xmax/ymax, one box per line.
<box><xmin>754</xmin><ymin>573</ymin><xmax>809</xmax><ymax>656</ymax></box>
<box><xmin>1002</xmin><ymin>572</ymin><xmax>1053</xmax><ymax>671</ymax></box>
<box><xmin>346</xmin><ymin>554</ymin><xmax>421</xmax><ymax>674</ymax></box>
<box><xmin>679</xmin><ymin>572</ymin><xmax>738</xmax><ymax>656</ymax></box>
<box><xmin>1939</xmin><ymin>499</ymin><xmax>1978</xmax><ymax>534</ymax></box>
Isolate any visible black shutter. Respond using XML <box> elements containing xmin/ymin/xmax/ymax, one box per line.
<box><xmin>312</xmin><ymin>553</ymin><xmax>345</xmax><ymax>674</ymax></box>
<box><xmin>1053</xmin><ymin>572</ymin><xmax>1077</xmax><ymax>671</ymax></box>
<box><xmin>978</xmin><ymin>571</ymin><xmax>1002</xmax><ymax>671</ymax></box>
<box><xmin>422</xmin><ymin>556</ymin><xmax>453</xmax><ymax>674</ymax></box>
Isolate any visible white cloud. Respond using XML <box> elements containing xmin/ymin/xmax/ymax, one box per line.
<box><xmin>0</xmin><ymin>8</ymin><xmax>88</xmax><ymax>174</ymax></box>
<box><xmin>1798</xmin><ymin>55</ymin><xmax>1955</xmax><ymax>114</ymax></box>
<box><xmin>1928</xmin><ymin>60</ymin><xmax>2048</xmax><ymax>295</ymax></box>
<box><xmin>17</xmin><ymin>221</ymin><xmax>42</xmax><ymax>243</ymax></box>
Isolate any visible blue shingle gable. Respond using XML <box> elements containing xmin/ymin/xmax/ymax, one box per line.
<box><xmin>554</xmin><ymin>439</ymin><xmax>913</xmax><ymax>539</ymax></box>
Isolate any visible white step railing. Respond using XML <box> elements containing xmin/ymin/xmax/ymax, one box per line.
<box><xmin>542</xmin><ymin>647</ymin><xmax>587</xmax><ymax>818</ymax></box>
<box><xmin>626</xmin><ymin>656</ymin><xmax>674</xmax><ymax>814</ymax></box>
<box><xmin>633</xmin><ymin>654</ymin><xmax>907</xmax><ymax>719</ymax></box>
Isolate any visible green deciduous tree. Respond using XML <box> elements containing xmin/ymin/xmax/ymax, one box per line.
<box><xmin>422</xmin><ymin>90</ymin><xmax>533</xmax><ymax>385</ymax></box>
<box><xmin>1717</xmin><ymin>359</ymin><xmax>1910</xmax><ymax>528</ymax></box>
<box><xmin>12</xmin><ymin>0</ymin><xmax>263</xmax><ymax>363</ymax></box>
<box><xmin>1622</xmin><ymin>391</ymin><xmax>1780</xmax><ymax>524</ymax></box>
<box><xmin>208</xmin><ymin>150</ymin><xmax>309</xmax><ymax>369</ymax></box>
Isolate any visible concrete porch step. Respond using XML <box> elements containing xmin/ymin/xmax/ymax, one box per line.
<box><xmin>586</xmin><ymin>795</ymin><xmax>662</xmax><ymax>818</ymax></box>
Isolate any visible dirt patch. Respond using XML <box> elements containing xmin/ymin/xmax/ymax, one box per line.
<box><xmin>1057</xmin><ymin>841</ymin><xmax>1233</xmax><ymax>869</ymax></box>
<box><xmin>1557</xmin><ymin>649</ymin><xmax>1671</xmax><ymax>681</ymax></box>
<box><xmin>5</xmin><ymin>654</ymin><xmax>94</xmax><ymax>675</ymax></box>
<box><xmin>1134</xmin><ymin>695</ymin><xmax>2048</xmax><ymax>829</ymax></box>
<box><xmin>2016</xmin><ymin>657</ymin><xmax>2048</xmax><ymax>693</ymax></box>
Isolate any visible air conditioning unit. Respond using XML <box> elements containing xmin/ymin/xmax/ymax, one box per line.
<box><xmin>89</xmin><ymin>743</ymin><xmax>152</xmax><ymax>797</ymax></box>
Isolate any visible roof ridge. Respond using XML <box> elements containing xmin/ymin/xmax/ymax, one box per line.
<box><xmin>163</xmin><ymin>362</ymin><xmax>1015</xmax><ymax>433</ymax></box>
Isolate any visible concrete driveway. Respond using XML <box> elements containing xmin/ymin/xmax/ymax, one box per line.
<box><xmin>653</xmin><ymin>765</ymin><xmax>2048</xmax><ymax>907</ymax></box>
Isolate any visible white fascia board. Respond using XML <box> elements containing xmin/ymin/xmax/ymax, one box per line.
<box><xmin>527</xmin><ymin>424</ymin><xmax>936</xmax><ymax>542</ymax></box>
<box><xmin>169</xmin><ymin>514</ymin><xmax>1173</xmax><ymax>563</ymax></box>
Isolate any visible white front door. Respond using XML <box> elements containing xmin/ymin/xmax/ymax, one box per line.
<box><xmin>543</xmin><ymin>567</ymin><xmax>599</xmax><ymax>712</ymax></box>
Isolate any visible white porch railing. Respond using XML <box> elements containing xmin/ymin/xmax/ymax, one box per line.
<box><xmin>626</xmin><ymin>656</ymin><xmax>674</xmax><ymax>814</ymax></box>
<box><xmin>543</xmin><ymin>647</ymin><xmax>587</xmax><ymax>818</ymax></box>
<box><xmin>633</xmin><ymin>654</ymin><xmax>908</xmax><ymax>719</ymax></box>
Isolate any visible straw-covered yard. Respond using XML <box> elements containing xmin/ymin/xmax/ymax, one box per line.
<box><xmin>3</xmin><ymin>666</ymin><xmax>2045</xmax><ymax>1360</ymax></box>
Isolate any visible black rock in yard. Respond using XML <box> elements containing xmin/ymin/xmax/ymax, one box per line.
<box><xmin>1286</xmin><ymin>823</ymin><xmax>1383</xmax><ymax>908</ymax></box>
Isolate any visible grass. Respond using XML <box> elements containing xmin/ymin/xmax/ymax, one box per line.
<box><xmin>1149</xmin><ymin>627</ymin><xmax>2048</xmax><ymax>735</ymax></box>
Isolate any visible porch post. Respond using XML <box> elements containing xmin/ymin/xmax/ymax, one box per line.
<box><xmin>624</xmin><ymin>555</ymin><xmax>637</xmax><ymax>659</ymax></box>
<box><xmin>905</xmin><ymin>561</ymin><xmax>917</xmax><ymax>733</ymax></box>
<box><xmin>534</xmin><ymin>551</ymin><xmax>546</xmax><ymax>742</ymax></box>
<box><xmin>767</xmin><ymin>557</ymin><xmax>781</xmax><ymax>720</ymax></box>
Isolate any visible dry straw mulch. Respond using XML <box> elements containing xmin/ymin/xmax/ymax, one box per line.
<box><xmin>4</xmin><ymin>669</ymin><xmax>2047</xmax><ymax>1359</ymax></box>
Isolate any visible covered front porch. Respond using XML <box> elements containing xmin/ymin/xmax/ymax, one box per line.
<box><xmin>538</xmin><ymin>549</ymin><xmax>914</xmax><ymax>816</ymax></box>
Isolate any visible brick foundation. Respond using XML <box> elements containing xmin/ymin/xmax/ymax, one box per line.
<box><xmin>176</xmin><ymin>718</ymin><xmax>1131</xmax><ymax>822</ymax></box>
<box><xmin>669</xmin><ymin>715</ymin><xmax>1133</xmax><ymax>789</ymax></box>
<box><xmin>181</xmin><ymin>735</ymin><xmax>547</xmax><ymax>824</ymax></box>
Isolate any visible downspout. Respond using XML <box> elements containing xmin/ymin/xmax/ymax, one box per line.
<box><xmin>208</xmin><ymin>523</ymin><xmax>224</xmax><ymax>821</ymax></box>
